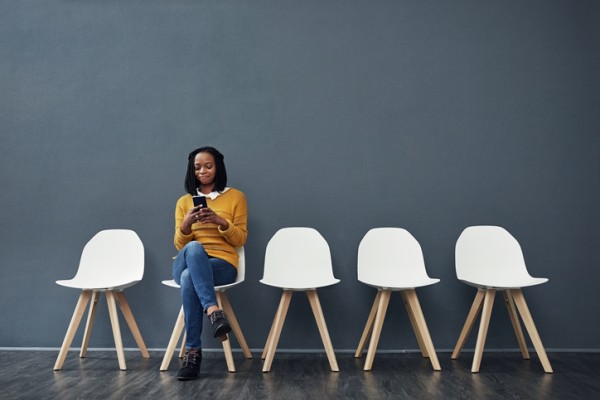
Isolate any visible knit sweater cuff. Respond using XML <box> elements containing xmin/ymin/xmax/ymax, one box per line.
<box><xmin>218</xmin><ymin>219</ymin><xmax>234</xmax><ymax>236</ymax></box>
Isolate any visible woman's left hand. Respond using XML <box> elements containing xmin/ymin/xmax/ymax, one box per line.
<box><xmin>198</xmin><ymin>207</ymin><xmax>229</xmax><ymax>230</ymax></box>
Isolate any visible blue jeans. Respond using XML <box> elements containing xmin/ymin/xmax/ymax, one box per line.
<box><xmin>172</xmin><ymin>242</ymin><xmax>237</xmax><ymax>350</ymax></box>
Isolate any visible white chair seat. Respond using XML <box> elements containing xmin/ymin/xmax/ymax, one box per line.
<box><xmin>56</xmin><ymin>277</ymin><xmax>140</xmax><ymax>291</ymax></box>
<box><xmin>459</xmin><ymin>276</ymin><xmax>548</xmax><ymax>290</ymax></box>
<box><xmin>161</xmin><ymin>279</ymin><xmax>180</xmax><ymax>289</ymax></box>
<box><xmin>161</xmin><ymin>278</ymin><xmax>244</xmax><ymax>292</ymax></box>
<box><xmin>360</xmin><ymin>277</ymin><xmax>440</xmax><ymax>290</ymax></box>
<box><xmin>259</xmin><ymin>277</ymin><xmax>340</xmax><ymax>291</ymax></box>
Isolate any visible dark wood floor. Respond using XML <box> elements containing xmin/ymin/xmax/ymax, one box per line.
<box><xmin>1</xmin><ymin>350</ymin><xmax>598</xmax><ymax>399</ymax></box>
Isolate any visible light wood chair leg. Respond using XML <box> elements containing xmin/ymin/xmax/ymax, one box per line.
<box><xmin>54</xmin><ymin>290</ymin><xmax>93</xmax><ymax>370</ymax></box>
<box><xmin>355</xmin><ymin>290</ymin><xmax>382</xmax><ymax>358</ymax></box>
<box><xmin>511</xmin><ymin>289</ymin><xmax>553</xmax><ymax>373</ymax></box>
<box><xmin>472</xmin><ymin>289</ymin><xmax>496</xmax><ymax>373</ymax></box>
<box><xmin>452</xmin><ymin>289</ymin><xmax>485</xmax><ymax>359</ymax></box>
<box><xmin>114</xmin><ymin>291</ymin><xmax>150</xmax><ymax>359</ymax></box>
<box><xmin>106</xmin><ymin>290</ymin><xmax>127</xmax><ymax>370</ymax></box>
<box><xmin>79</xmin><ymin>291</ymin><xmax>100</xmax><ymax>358</ymax></box>
<box><xmin>262</xmin><ymin>290</ymin><xmax>293</xmax><ymax>372</ymax></box>
<box><xmin>216</xmin><ymin>292</ymin><xmax>235</xmax><ymax>372</ymax></box>
<box><xmin>160</xmin><ymin>306</ymin><xmax>185</xmax><ymax>371</ymax></box>
<box><xmin>221</xmin><ymin>336</ymin><xmax>235</xmax><ymax>373</ymax></box>
<box><xmin>504</xmin><ymin>290</ymin><xmax>530</xmax><ymax>360</ymax></box>
<box><xmin>364</xmin><ymin>289</ymin><xmax>391</xmax><ymax>371</ymax></box>
<box><xmin>403</xmin><ymin>289</ymin><xmax>441</xmax><ymax>371</ymax></box>
<box><xmin>218</xmin><ymin>291</ymin><xmax>252</xmax><ymax>359</ymax></box>
<box><xmin>306</xmin><ymin>290</ymin><xmax>339</xmax><ymax>372</ymax></box>
<box><xmin>402</xmin><ymin>290</ymin><xmax>429</xmax><ymax>358</ymax></box>
<box><xmin>261</xmin><ymin>315</ymin><xmax>277</xmax><ymax>360</ymax></box>
<box><xmin>260</xmin><ymin>292</ymin><xmax>283</xmax><ymax>360</ymax></box>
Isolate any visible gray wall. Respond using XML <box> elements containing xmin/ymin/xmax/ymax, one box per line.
<box><xmin>1</xmin><ymin>0</ymin><xmax>598</xmax><ymax>352</ymax></box>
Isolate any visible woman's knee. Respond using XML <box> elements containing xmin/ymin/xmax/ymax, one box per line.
<box><xmin>183</xmin><ymin>241</ymin><xmax>208</xmax><ymax>258</ymax></box>
<box><xmin>179</xmin><ymin>269</ymin><xmax>192</xmax><ymax>289</ymax></box>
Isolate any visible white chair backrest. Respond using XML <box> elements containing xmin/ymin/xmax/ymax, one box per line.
<box><xmin>358</xmin><ymin>228</ymin><xmax>432</xmax><ymax>286</ymax></box>
<box><xmin>72</xmin><ymin>229</ymin><xmax>144</xmax><ymax>287</ymax></box>
<box><xmin>456</xmin><ymin>226</ymin><xmax>533</xmax><ymax>283</ymax></box>
<box><xmin>261</xmin><ymin>227</ymin><xmax>339</xmax><ymax>289</ymax></box>
<box><xmin>234</xmin><ymin>246</ymin><xmax>245</xmax><ymax>284</ymax></box>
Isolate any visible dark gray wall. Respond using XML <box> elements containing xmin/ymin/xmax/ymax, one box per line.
<box><xmin>1</xmin><ymin>0</ymin><xmax>598</xmax><ymax>352</ymax></box>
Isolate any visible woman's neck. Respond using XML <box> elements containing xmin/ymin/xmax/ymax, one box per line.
<box><xmin>198</xmin><ymin>185</ymin><xmax>215</xmax><ymax>195</ymax></box>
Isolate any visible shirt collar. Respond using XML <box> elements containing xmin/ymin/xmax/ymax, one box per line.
<box><xmin>196</xmin><ymin>187</ymin><xmax>230</xmax><ymax>200</ymax></box>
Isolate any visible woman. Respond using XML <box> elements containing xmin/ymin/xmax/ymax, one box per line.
<box><xmin>172</xmin><ymin>146</ymin><xmax>248</xmax><ymax>380</ymax></box>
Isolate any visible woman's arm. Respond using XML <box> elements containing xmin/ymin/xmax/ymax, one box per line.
<box><xmin>174</xmin><ymin>196</ymin><xmax>199</xmax><ymax>250</ymax></box>
<box><xmin>218</xmin><ymin>193</ymin><xmax>248</xmax><ymax>247</ymax></box>
<box><xmin>202</xmin><ymin>190</ymin><xmax>247</xmax><ymax>247</ymax></box>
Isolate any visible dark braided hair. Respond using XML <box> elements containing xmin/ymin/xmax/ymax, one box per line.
<box><xmin>184</xmin><ymin>146</ymin><xmax>228</xmax><ymax>195</ymax></box>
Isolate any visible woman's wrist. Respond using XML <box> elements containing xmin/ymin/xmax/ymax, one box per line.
<box><xmin>180</xmin><ymin>223</ymin><xmax>192</xmax><ymax>235</ymax></box>
<box><xmin>218</xmin><ymin>218</ymin><xmax>229</xmax><ymax>231</ymax></box>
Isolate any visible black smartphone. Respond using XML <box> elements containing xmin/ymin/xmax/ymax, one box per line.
<box><xmin>192</xmin><ymin>196</ymin><xmax>207</xmax><ymax>209</ymax></box>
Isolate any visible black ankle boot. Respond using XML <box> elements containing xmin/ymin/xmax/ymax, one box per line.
<box><xmin>209</xmin><ymin>310</ymin><xmax>231</xmax><ymax>338</ymax></box>
<box><xmin>177</xmin><ymin>350</ymin><xmax>201</xmax><ymax>381</ymax></box>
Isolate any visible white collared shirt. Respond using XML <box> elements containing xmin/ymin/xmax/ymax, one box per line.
<box><xmin>196</xmin><ymin>187</ymin><xmax>230</xmax><ymax>200</ymax></box>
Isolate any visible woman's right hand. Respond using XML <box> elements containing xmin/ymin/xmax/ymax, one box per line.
<box><xmin>180</xmin><ymin>206</ymin><xmax>202</xmax><ymax>235</ymax></box>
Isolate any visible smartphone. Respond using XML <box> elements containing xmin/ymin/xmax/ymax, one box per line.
<box><xmin>192</xmin><ymin>196</ymin><xmax>207</xmax><ymax>209</ymax></box>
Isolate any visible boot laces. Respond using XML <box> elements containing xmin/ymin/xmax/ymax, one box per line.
<box><xmin>209</xmin><ymin>310</ymin><xmax>225</xmax><ymax>324</ymax></box>
<box><xmin>182</xmin><ymin>351</ymin><xmax>199</xmax><ymax>367</ymax></box>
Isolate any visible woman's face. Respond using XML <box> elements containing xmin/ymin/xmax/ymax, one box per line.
<box><xmin>194</xmin><ymin>152</ymin><xmax>217</xmax><ymax>188</ymax></box>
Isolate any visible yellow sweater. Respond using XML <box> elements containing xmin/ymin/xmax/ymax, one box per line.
<box><xmin>173</xmin><ymin>188</ymin><xmax>247</xmax><ymax>268</ymax></box>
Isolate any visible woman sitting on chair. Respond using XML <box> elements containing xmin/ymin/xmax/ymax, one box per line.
<box><xmin>172</xmin><ymin>146</ymin><xmax>247</xmax><ymax>380</ymax></box>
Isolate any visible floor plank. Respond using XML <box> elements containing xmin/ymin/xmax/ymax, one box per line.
<box><xmin>1</xmin><ymin>351</ymin><xmax>599</xmax><ymax>399</ymax></box>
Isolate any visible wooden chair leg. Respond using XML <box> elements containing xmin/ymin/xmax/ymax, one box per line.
<box><xmin>355</xmin><ymin>290</ymin><xmax>382</xmax><ymax>358</ymax></box>
<box><xmin>261</xmin><ymin>290</ymin><xmax>283</xmax><ymax>360</ymax></box>
<box><xmin>220</xmin><ymin>336</ymin><xmax>235</xmax><ymax>373</ymax></box>
<box><xmin>504</xmin><ymin>290</ymin><xmax>530</xmax><ymax>360</ymax></box>
<box><xmin>105</xmin><ymin>290</ymin><xmax>127</xmax><ymax>370</ymax></box>
<box><xmin>219</xmin><ymin>291</ymin><xmax>252</xmax><ymax>359</ymax></box>
<box><xmin>472</xmin><ymin>289</ymin><xmax>495</xmax><ymax>373</ymax></box>
<box><xmin>54</xmin><ymin>290</ymin><xmax>93</xmax><ymax>370</ymax></box>
<box><xmin>452</xmin><ymin>289</ymin><xmax>485</xmax><ymax>359</ymax></box>
<box><xmin>511</xmin><ymin>289</ymin><xmax>553</xmax><ymax>373</ymax></box>
<box><xmin>80</xmin><ymin>291</ymin><xmax>100</xmax><ymax>358</ymax></box>
<box><xmin>160</xmin><ymin>306</ymin><xmax>185</xmax><ymax>371</ymax></box>
<box><xmin>261</xmin><ymin>316</ymin><xmax>277</xmax><ymax>360</ymax></box>
<box><xmin>216</xmin><ymin>292</ymin><xmax>235</xmax><ymax>372</ymax></box>
<box><xmin>306</xmin><ymin>290</ymin><xmax>339</xmax><ymax>372</ymax></box>
<box><xmin>364</xmin><ymin>289</ymin><xmax>391</xmax><ymax>371</ymax></box>
<box><xmin>402</xmin><ymin>290</ymin><xmax>429</xmax><ymax>358</ymax></box>
<box><xmin>262</xmin><ymin>290</ymin><xmax>293</xmax><ymax>372</ymax></box>
<box><xmin>114</xmin><ymin>291</ymin><xmax>150</xmax><ymax>359</ymax></box>
<box><xmin>403</xmin><ymin>289</ymin><xmax>441</xmax><ymax>371</ymax></box>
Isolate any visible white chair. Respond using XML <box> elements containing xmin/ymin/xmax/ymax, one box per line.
<box><xmin>452</xmin><ymin>225</ymin><xmax>553</xmax><ymax>373</ymax></box>
<box><xmin>354</xmin><ymin>228</ymin><xmax>441</xmax><ymax>371</ymax></box>
<box><xmin>260</xmin><ymin>227</ymin><xmax>340</xmax><ymax>373</ymax></box>
<box><xmin>159</xmin><ymin>247</ymin><xmax>252</xmax><ymax>373</ymax></box>
<box><xmin>53</xmin><ymin>229</ymin><xmax>149</xmax><ymax>371</ymax></box>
